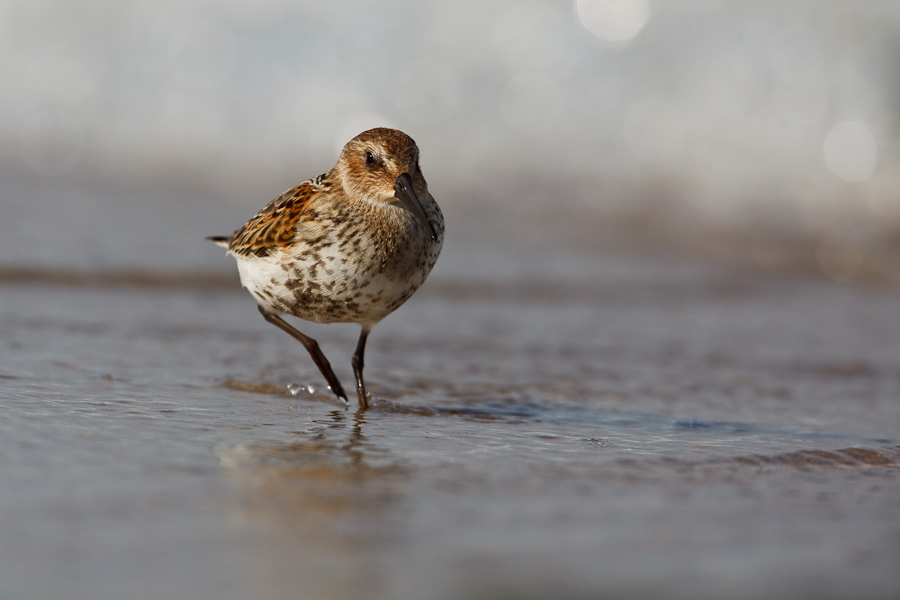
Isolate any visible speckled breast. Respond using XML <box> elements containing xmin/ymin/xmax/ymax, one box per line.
<box><xmin>235</xmin><ymin>225</ymin><xmax>441</xmax><ymax>327</ymax></box>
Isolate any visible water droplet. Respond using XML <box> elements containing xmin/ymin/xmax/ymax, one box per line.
<box><xmin>583</xmin><ymin>437</ymin><xmax>610</xmax><ymax>447</ymax></box>
<box><xmin>286</xmin><ymin>382</ymin><xmax>305</xmax><ymax>396</ymax></box>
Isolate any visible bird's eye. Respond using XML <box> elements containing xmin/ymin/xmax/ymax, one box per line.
<box><xmin>365</xmin><ymin>151</ymin><xmax>375</xmax><ymax>166</ymax></box>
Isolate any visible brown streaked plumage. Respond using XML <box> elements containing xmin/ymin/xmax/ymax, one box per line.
<box><xmin>209</xmin><ymin>128</ymin><xmax>443</xmax><ymax>409</ymax></box>
<box><xmin>227</xmin><ymin>183</ymin><xmax>316</xmax><ymax>258</ymax></box>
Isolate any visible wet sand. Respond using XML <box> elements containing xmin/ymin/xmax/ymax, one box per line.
<box><xmin>1</xmin><ymin>243</ymin><xmax>899</xmax><ymax>599</ymax></box>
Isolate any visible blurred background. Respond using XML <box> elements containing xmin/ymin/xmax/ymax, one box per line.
<box><xmin>4</xmin><ymin>5</ymin><xmax>900</xmax><ymax>599</ymax></box>
<box><xmin>1</xmin><ymin>0</ymin><xmax>899</xmax><ymax>280</ymax></box>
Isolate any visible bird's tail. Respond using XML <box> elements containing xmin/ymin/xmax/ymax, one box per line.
<box><xmin>207</xmin><ymin>235</ymin><xmax>231</xmax><ymax>249</ymax></box>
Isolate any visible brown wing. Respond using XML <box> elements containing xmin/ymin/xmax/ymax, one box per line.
<box><xmin>227</xmin><ymin>180</ymin><xmax>321</xmax><ymax>258</ymax></box>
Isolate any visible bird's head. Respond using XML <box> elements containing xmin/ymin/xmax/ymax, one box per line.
<box><xmin>335</xmin><ymin>127</ymin><xmax>438</xmax><ymax>241</ymax></box>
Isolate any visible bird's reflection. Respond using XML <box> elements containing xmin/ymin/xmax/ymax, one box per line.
<box><xmin>220</xmin><ymin>406</ymin><xmax>408</xmax><ymax>518</ymax></box>
<box><xmin>218</xmin><ymin>408</ymin><xmax>408</xmax><ymax>598</ymax></box>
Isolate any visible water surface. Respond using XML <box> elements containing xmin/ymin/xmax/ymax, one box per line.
<box><xmin>2</xmin><ymin>248</ymin><xmax>899</xmax><ymax>599</ymax></box>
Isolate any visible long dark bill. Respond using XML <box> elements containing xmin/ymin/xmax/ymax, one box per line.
<box><xmin>394</xmin><ymin>172</ymin><xmax>438</xmax><ymax>241</ymax></box>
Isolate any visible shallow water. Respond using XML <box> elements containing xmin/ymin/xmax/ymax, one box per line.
<box><xmin>2</xmin><ymin>246</ymin><xmax>899</xmax><ymax>599</ymax></box>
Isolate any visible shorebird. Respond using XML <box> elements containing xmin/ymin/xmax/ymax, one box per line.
<box><xmin>210</xmin><ymin>128</ymin><xmax>443</xmax><ymax>409</ymax></box>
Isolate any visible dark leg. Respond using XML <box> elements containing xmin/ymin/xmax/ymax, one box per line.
<box><xmin>258</xmin><ymin>306</ymin><xmax>348</xmax><ymax>404</ymax></box>
<box><xmin>351</xmin><ymin>327</ymin><xmax>371</xmax><ymax>410</ymax></box>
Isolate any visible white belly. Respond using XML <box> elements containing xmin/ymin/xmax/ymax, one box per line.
<box><xmin>231</xmin><ymin>248</ymin><xmax>432</xmax><ymax>327</ymax></box>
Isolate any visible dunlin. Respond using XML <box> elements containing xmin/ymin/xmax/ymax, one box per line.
<box><xmin>210</xmin><ymin>128</ymin><xmax>443</xmax><ymax>409</ymax></box>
